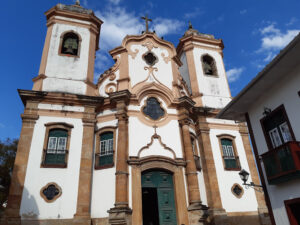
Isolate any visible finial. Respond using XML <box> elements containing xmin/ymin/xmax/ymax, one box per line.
<box><xmin>188</xmin><ymin>21</ymin><xmax>193</xmax><ymax>29</ymax></box>
<box><xmin>141</xmin><ymin>15</ymin><xmax>153</xmax><ymax>33</ymax></box>
<box><xmin>75</xmin><ymin>0</ymin><xmax>80</xmax><ymax>6</ymax></box>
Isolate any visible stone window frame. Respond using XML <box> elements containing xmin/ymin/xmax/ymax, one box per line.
<box><xmin>231</xmin><ymin>183</ymin><xmax>244</xmax><ymax>199</ymax></box>
<box><xmin>201</xmin><ymin>54</ymin><xmax>218</xmax><ymax>77</ymax></box>
<box><xmin>190</xmin><ymin>133</ymin><xmax>202</xmax><ymax>171</ymax></box>
<box><xmin>58</xmin><ymin>30</ymin><xmax>82</xmax><ymax>58</ymax></box>
<box><xmin>141</xmin><ymin>96</ymin><xmax>166</xmax><ymax>121</ymax></box>
<box><xmin>142</xmin><ymin>51</ymin><xmax>159</xmax><ymax>66</ymax></box>
<box><xmin>40</xmin><ymin>182</ymin><xmax>62</xmax><ymax>203</ymax></box>
<box><xmin>95</xmin><ymin>126</ymin><xmax>117</xmax><ymax>170</ymax></box>
<box><xmin>41</xmin><ymin>122</ymin><xmax>73</xmax><ymax>168</ymax></box>
<box><xmin>217</xmin><ymin>134</ymin><xmax>241</xmax><ymax>171</ymax></box>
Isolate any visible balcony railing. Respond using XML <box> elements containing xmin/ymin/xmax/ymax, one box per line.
<box><xmin>261</xmin><ymin>141</ymin><xmax>300</xmax><ymax>184</ymax></box>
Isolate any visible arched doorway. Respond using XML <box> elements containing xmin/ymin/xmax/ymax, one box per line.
<box><xmin>141</xmin><ymin>170</ymin><xmax>177</xmax><ymax>225</ymax></box>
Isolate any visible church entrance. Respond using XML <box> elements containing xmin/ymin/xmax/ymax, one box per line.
<box><xmin>141</xmin><ymin>170</ymin><xmax>177</xmax><ymax>225</ymax></box>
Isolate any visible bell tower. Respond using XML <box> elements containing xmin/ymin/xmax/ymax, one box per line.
<box><xmin>177</xmin><ymin>24</ymin><xmax>232</xmax><ymax>109</ymax></box>
<box><xmin>33</xmin><ymin>2</ymin><xmax>103</xmax><ymax>95</ymax></box>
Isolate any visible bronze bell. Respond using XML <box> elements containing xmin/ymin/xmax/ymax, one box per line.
<box><xmin>63</xmin><ymin>37</ymin><xmax>78</xmax><ymax>54</ymax></box>
<box><xmin>203</xmin><ymin>61</ymin><xmax>213</xmax><ymax>75</ymax></box>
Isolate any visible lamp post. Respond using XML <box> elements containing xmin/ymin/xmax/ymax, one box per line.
<box><xmin>239</xmin><ymin>169</ymin><xmax>262</xmax><ymax>189</ymax></box>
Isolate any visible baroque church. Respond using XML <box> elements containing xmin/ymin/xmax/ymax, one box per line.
<box><xmin>3</xmin><ymin>2</ymin><xmax>272</xmax><ymax>225</ymax></box>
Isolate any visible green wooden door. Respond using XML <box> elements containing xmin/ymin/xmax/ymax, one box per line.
<box><xmin>142</xmin><ymin>170</ymin><xmax>177</xmax><ymax>225</ymax></box>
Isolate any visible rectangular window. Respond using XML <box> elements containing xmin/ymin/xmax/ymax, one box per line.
<box><xmin>96</xmin><ymin>131</ymin><xmax>114</xmax><ymax>169</ymax></box>
<box><xmin>100</xmin><ymin>139</ymin><xmax>113</xmax><ymax>156</ymax></box>
<box><xmin>221</xmin><ymin>138</ymin><xmax>240</xmax><ymax>170</ymax></box>
<box><xmin>47</xmin><ymin>137</ymin><xmax>57</xmax><ymax>153</ymax></box>
<box><xmin>269</xmin><ymin>128</ymin><xmax>282</xmax><ymax>148</ymax></box>
<box><xmin>279</xmin><ymin>122</ymin><xmax>293</xmax><ymax>143</ymax></box>
<box><xmin>261</xmin><ymin>105</ymin><xmax>295</xmax><ymax>150</ymax></box>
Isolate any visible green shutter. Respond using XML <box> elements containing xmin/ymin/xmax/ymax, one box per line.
<box><xmin>221</xmin><ymin>138</ymin><xmax>232</xmax><ymax>146</ymax></box>
<box><xmin>49</xmin><ymin>129</ymin><xmax>68</xmax><ymax>137</ymax></box>
<box><xmin>44</xmin><ymin>154</ymin><xmax>66</xmax><ymax>165</ymax></box>
<box><xmin>224</xmin><ymin>158</ymin><xmax>238</xmax><ymax>169</ymax></box>
<box><xmin>101</xmin><ymin>132</ymin><xmax>113</xmax><ymax>141</ymax></box>
<box><xmin>45</xmin><ymin>129</ymin><xmax>68</xmax><ymax>165</ymax></box>
<box><xmin>99</xmin><ymin>154</ymin><xmax>113</xmax><ymax>166</ymax></box>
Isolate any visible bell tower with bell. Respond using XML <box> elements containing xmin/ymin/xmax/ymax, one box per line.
<box><xmin>177</xmin><ymin>22</ymin><xmax>232</xmax><ymax>109</ymax></box>
<box><xmin>33</xmin><ymin>1</ymin><xmax>103</xmax><ymax>95</ymax></box>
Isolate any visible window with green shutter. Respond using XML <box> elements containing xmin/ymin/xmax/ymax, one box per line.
<box><xmin>221</xmin><ymin>138</ymin><xmax>240</xmax><ymax>170</ymax></box>
<box><xmin>44</xmin><ymin>129</ymin><xmax>68</xmax><ymax>166</ymax></box>
<box><xmin>98</xmin><ymin>132</ymin><xmax>114</xmax><ymax>167</ymax></box>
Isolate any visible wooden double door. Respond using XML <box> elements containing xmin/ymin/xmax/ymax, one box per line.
<box><xmin>142</xmin><ymin>170</ymin><xmax>177</xmax><ymax>225</ymax></box>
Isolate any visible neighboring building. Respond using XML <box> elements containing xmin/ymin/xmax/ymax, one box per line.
<box><xmin>218</xmin><ymin>34</ymin><xmax>300</xmax><ymax>225</ymax></box>
<box><xmin>3</xmin><ymin>2</ymin><xmax>271</xmax><ymax>225</ymax></box>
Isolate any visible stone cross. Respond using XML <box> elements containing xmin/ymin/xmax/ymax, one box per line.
<box><xmin>141</xmin><ymin>15</ymin><xmax>152</xmax><ymax>32</ymax></box>
<box><xmin>153</xmin><ymin>125</ymin><xmax>158</xmax><ymax>135</ymax></box>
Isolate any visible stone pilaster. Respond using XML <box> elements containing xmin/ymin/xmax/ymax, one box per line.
<box><xmin>178</xmin><ymin>97</ymin><xmax>208</xmax><ymax>225</ymax></box>
<box><xmin>74</xmin><ymin>106</ymin><xmax>96</xmax><ymax>223</ymax></box>
<box><xmin>196</xmin><ymin>117</ymin><xmax>229</xmax><ymax>225</ymax></box>
<box><xmin>108</xmin><ymin>91</ymin><xmax>132</xmax><ymax>225</ymax></box>
<box><xmin>239</xmin><ymin>124</ymin><xmax>271</xmax><ymax>225</ymax></box>
<box><xmin>4</xmin><ymin>101</ymin><xmax>39</xmax><ymax>225</ymax></box>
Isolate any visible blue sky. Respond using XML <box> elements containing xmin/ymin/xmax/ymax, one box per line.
<box><xmin>0</xmin><ymin>0</ymin><xmax>300</xmax><ymax>139</ymax></box>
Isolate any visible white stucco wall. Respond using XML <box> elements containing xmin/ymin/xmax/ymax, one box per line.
<box><xmin>128</xmin><ymin>117</ymin><xmax>183</xmax><ymax>159</ymax></box>
<box><xmin>248</xmin><ymin>64</ymin><xmax>300</xmax><ymax>225</ymax></box>
<box><xmin>20</xmin><ymin>116</ymin><xmax>83</xmax><ymax>219</ymax></box>
<box><xmin>91</xmin><ymin>120</ymin><xmax>118</xmax><ymax>218</ymax></box>
<box><xmin>43</xmin><ymin>18</ymin><xmax>91</xmax><ymax>94</ymax></box>
<box><xmin>179</xmin><ymin>52</ymin><xmax>192</xmax><ymax>93</ymax></box>
<box><xmin>98</xmin><ymin>70</ymin><xmax>120</xmax><ymax>97</ymax></box>
<box><xmin>128</xmin><ymin>44</ymin><xmax>173</xmax><ymax>90</ymax></box>
<box><xmin>209</xmin><ymin>128</ymin><xmax>258</xmax><ymax>212</ymax></box>
<box><xmin>192</xmin><ymin>47</ymin><xmax>231</xmax><ymax>109</ymax></box>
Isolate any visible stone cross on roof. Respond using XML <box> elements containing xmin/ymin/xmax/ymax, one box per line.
<box><xmin>141</xmin><ymin>15</ymin><xmax>152</xmax><ymax>32</ymax></box>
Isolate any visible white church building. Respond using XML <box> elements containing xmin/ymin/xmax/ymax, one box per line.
<box><xmin>3</xmin><ymin>2</ymin><xmax>271</xmax><ymax>225</ymax></box>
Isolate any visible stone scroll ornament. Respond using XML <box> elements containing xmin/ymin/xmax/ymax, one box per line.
<box><xmin>41</xmin><ymin>183</ymin><xmax>62</xmax><ymax>202</ymax></box>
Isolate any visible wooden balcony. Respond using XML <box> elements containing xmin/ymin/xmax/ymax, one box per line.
<box><xmin>261</xmin><ymin>141</ymin><xmax>300</xmax><ymax>184</ymax></box>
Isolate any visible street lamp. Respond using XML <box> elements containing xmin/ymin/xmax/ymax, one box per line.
<box><xmin>239</xmin><ymin>169</ymin><xmax>262</xmax><ymax>189</ymax></box>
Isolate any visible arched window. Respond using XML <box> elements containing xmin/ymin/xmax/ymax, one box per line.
<box><xmin>202</xmin><ymin>54</ymin><xmax>217</xmax><ymax>76</ymax></box>
<box><xmin>95</xmin><ymin>128</ymin><xmax>116</xmax><ymax>169</ymax></box>
<box><xmin>191</xmin><ymin>135</ymin><xmax>201</xmax><ymax>171</ymax></box>
<box><xmin>217</xmin><ymin>135</ymin><xmax>241</xmax><ymax>170</ymax></box>
<box><xmin>60</xmin><ymin>32</ymin><xmax>80</xmax><ymax>56</ymax></box>
<box><xmin>42</xmin><ymin>123</ymin><xmax>73</xmax><ymax>168</ymax></box>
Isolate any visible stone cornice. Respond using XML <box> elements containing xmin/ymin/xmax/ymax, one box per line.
<box><xmin>128</xmin><ymin>156</ymin><xmax>186</xmax><ymax>167</ymax></box>
<box><xmin>176</xmin><ymin>34</ymin><xmax>224</xmax><ymax>56</ymax></box>
<box><xmin>178</xmin><ymin>96</ymin><xmax>195</xmax><ymax>109</ymax></box>
<box><xmin>108</xmin><ymin>90</ymin><xmax>131</xmax><ymax>105</ymax></box>
<box><xmin>18</xmin><ymin>89</ymin><xmax>104</xmax><ymax>107</ymax></box>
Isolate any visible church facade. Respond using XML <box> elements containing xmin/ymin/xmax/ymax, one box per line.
<box><xmin>4</xmin><ymin>2</ymin><xmax>271</xmax><ymax>225</ymax></box>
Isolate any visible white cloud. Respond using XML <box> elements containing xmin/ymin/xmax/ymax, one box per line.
<box><xmin>153</xmin><ymin>18</ymin><xmax>184</xmax><ymax>37</ymax></box>
<box><xmin>226</xmin><ymin>67</ymin><xmax>244</xmax><ymax>82</ymax></box>
<box><xmin>260</xmin><ymin>24</ymin><xmax>280</xmax><ymax>35</ymax></box>
<box><xmin>286</xmin><ymin>17</ymin><xmax>297</xmax><ymax>26</ymax></box>
<box><xmin>261</xmin><ymin>30</ymin><xmax>299</xmax><ymax>50</ymax></box>
<box><xmin>255</xmin><ymin>23</ymin><xmax>300</xmax><ymax>64</ymax></box>
<box><xmin>263</xmin><ymin>52</ymin><xmax>276</xmax><ymax>62</ymax></box>
<box><xmin>108</xmin><ymin>0</ymin><xmax>121</xmax><ymax>5</ymax></box>
<box><xmin>184</xmin><ymin>8</ymin><xmax>203</xmax><ymax>19</ymax></box>
<box><xmin>240</xmin><ymin>9</ymin><xmax>247</xmax><ymax>15</ymax></box>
